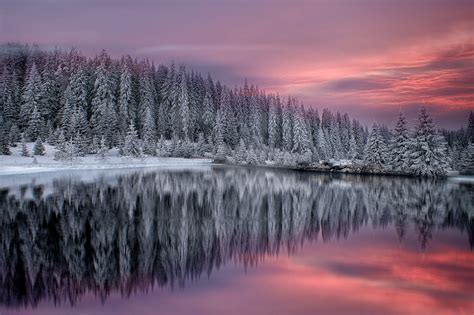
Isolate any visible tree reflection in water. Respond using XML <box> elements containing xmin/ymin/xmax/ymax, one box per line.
<box><xmin>0</xmin><ymin>166</ymin><xmax>472</xmax><ymax>308</ymax></box>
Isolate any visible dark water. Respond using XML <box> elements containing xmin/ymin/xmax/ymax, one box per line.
<box><xmin>0</xmin><ymin>166</ymin><xmax>473</xmax><ymax>315</ymax></box>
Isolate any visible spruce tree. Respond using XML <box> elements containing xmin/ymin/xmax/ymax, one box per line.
<box><xmin>20</xmin><ymin>133</ymin><xmax>29</xmax><ymax>157</ymax></box>
<box><xmin>97</xmin><ymin>136</ymin><xmax>108</xmax><ymax>160</ymax></box>
<box><xmin>407</xmin><ymin>107</ymin><xmax>449</xmax><ymax>176</ymax></box>
<box><xmin>364</xmin><ymin>123</ymin><xmax>388</xmax><ymax>168</ymax></box>
<box><xmin>123</xmin><ymin>121</ymin><xmax>142</xmax><ymax>157</ymax></box>
<box><xmin>390</xmin><ymin>111</ymin><xmax>410</xmax><ymax>171</ymax></box>
<box><xmin>20</xmin><ymin>63</ymin><xmax>42</xmax><ymax>129</ymax></box>
<box><xmin>33</xmin><ymin>137</ymin><xmax>45</xmax><ymax>156</ymax></box>
<box><xmin>460</xmin><ymin>142</ymin><xmax>474</xmax><ymax>175</ymax></box>
<box><xmin>27</xmin><ymin>104</ymin><xmax>45</xmax><ymax>141</ymax></box>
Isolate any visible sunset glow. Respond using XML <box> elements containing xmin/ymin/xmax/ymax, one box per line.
<box><xmin>1</xmin><ymin>0</ymin><xmax>472</xmax><ymax>127</ymax></box>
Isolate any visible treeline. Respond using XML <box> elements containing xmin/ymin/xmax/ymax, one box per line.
<box><xmin>0</xmin><ymin>43</ymin><xmax>472</xmax><ymax>176</ymax></box>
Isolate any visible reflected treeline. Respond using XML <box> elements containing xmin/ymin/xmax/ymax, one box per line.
<box><xmin>0</xmin><ymin>166</ymin><xmax>472</xmax><ymax>308</ymax></box>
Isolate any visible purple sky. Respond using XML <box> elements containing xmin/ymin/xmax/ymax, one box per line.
<box><xmin>1</xmin><ymin>0</ymin><xmax>473</xmax><ymax>128</ymax></box>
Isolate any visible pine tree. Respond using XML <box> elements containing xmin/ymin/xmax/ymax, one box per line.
<box><xmin>348</xmin><ymin>131</ymin><xmax>358</xmax><ymax>160</ymax></box>
<box><xmin>466</xmin><ymin>111</ymin><xmax>474</xmax><ymax>143</ymax></box>
<box><xmin>0</xmin><ymin>115</ymin><xmax>11</xmax><ymax>155</ymax></box>
<box><xmin>27</xmin><ymin>104</ymin><xmax>45</xmax><ymax>141</ymax></box>
<box><xmin>268</xmin><ymin>96</ymin><xmax>279</xmax><ymax>149</ymax></box>
<box><xmin>20</xmin><ymin>133</ymin><xmax>29</xmax><ymax>157</ymax></box>
<box><xmin>364</xmin><ymin>123</ymin><xmax>387</xmax><ymax>168</ymax></box>
<box><xmin>390</xmin><ymin>111</ymin><xmax>410</xmax><ymax>171</ymax></box>
<box><xmin>460</xmin><ymin>142</ymin><xmax>474</xmax><ymax>175</ymax></box>
<box><xmin>214</xmin><ymin>111</ymin><xmax>226</xmax><ymax>159</ymax></box>
<box><xmin>292</xmin><ymin>105</ymin><xmax>312</xmax><ymax>155</ymax></box>
<box><xmin>407</xmin><ymin>107</ymin><xmax>449</xmax><ymax>176</ymax></box>
<box><xmin>33</xmin><ymin>137</ymin><xmax>45</xmax><ymax>156</ymax></box>
<box><xmin>317</xmin><ymin>127</ymin><xmax>329</xmax><ymax>161</ymax></box>
<box><xmin>202</xmin><ymin>85</ymin><xmax>215</xmax><ymax>140</ymax></box>
<box><xmin>54</xmin><ymin>130</ymin><xmax>67</xmax><ymax>160</ymax></box>
<box><xmin>20</xmin><ymin>63</ymin><xmax>42</xmax><ymax>129</ymax></box>
<box><xmin>156</xmin><ymin>135</ymin><xmax>170</xmax><ymax>157</ymax></box>
<box><xmin>118</xmin><ymin>60</ymin><xmax>133</xmax><ymax>138</ymax></box>
<box><xmin>91</xmin><ymin>51</ymin><xmax>117</xmax><ymax>146</ymax></box>
<box><xmin>142</xmin><ymin>107</ymin><xmax>157</xmax><ymax>155</ymax></box>
<box><xmin>235</xmin><ymin>138</ymin><xmax>247</xmax><ymax>164</ymax></box>
<box><xmin>178</xmin><ymin>66</ymin><xmax>191</xmax><ymax>140</ymax></box>
<box><xmin>97</xmin><ymin>136</ymin><xmax>108</xmax><ymax>160</ymax></box>
<box><xmin>123</xmin><ymin>121</ymin><xmax>142</xmax><ymax>157</ymax></box>
<box><xmin>282</xmin><ymin>100</ymin><xmax>293</xmax><ymax>151</ymax></box>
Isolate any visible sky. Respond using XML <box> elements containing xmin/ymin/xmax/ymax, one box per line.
<box><xmin>1</xmin><ymin>0</ymin><xmax>473</xmax><ymax>128</ymax></box>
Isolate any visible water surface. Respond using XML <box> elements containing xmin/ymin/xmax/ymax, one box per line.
<box><xmin>0</xmin><ymin>166</ymin><xmax>472</xmax><ymax>315</ymax></box>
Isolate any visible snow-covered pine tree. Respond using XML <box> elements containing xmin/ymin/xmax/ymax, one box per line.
<box><xmin>33</xmin><ymin>137</ymin><xmax>45</xmax><ymax>156</ymax></box>
<box><xmin>214</xmin><ymin>110</ymin><xmax>226</xmax><ymax>160</ymax></box>
<box><xmin>235</xmin><ymin>138</ymin><xmax>247</xmax><ymax>164</ymax></box>
<box><xmin>195</xmin><ymin>133</ymin><xmax>206</xmax><ymax>157</ymax></box>
<box><xmin>467</xmin><ymin>111</ymin><xmax>474</xmax><ymax>143</ymax></box>
<box><xmin>123</xmin><ymin>121</ymin><xmax>142</xmax><ymax>157</ymax></box>
<box><xmin>282</xmin><ymin>99</ymin><xmax>293</xmax><ymax>152</ymax></box>
<box><xmin>118</xmin><ymin>59</ymin><xmax>133</xmax><ymax>138</ymax></box>
<box><xmin>0</xmin><ymin>115</ymin><xmax>11</xmax><ymax>155</ymax></box>
<box><xmin>142</xmin><ymin>107</ymin><xmax>156</xmax><ymax>155</ymax></box>
<box><xmin>54</xmin><ymin>130</ymin><xmax>67</xmax><ymax>160</ymax></box>
<box><xmin>91</xmin><ymin>51</ymin><xmax>118</xmax><ymax>147</ymax></box>
<box><xmin>460</xmin><ymin>142</ymin><xmax>474</xmax><ymax>175</ymax></box>
<box><xmin>27</xmin><ymin>104</ymin><xmax>45</xmax><ymax>141</ymax></box>
<box><xmin>407</xmin><ymin>107</ymin><xmax>449</xmax><ymax>176</ymax></box>
<box><xmin>178</xmin><ymin>66</ymin><xmax>191</xmax><ymax>140</ymax></box>
<box><xmin>96</xmin><ymin>136</ymin><xmax>108</xmax><ymax>160</ymax></box>
<box><xmin>364</xmin><ymin>123</ymin><xmax>388</xmax><ymax>169</ymax></box>
<box><xmin>348</xmin><ymin>131</ymin><xmax>358</xmax><ymax>160</ymax></box>
<box><xmin>156</xmin><ymin>135</ymin><xmax>170</xmax><ymax>157</ymax></box>
<box><xmin>220</xmin><ymin>88</ymin><xmax>238</xmax><ymax>147</ymax></box>
<box><xmin>20</xmin><ymin>133</ymin><xmax>29</xmax><ymax>157</ymax></box>
<box><xmin>8</xmin><ymin>124</ymin><xmax>20</xmax><ymax>146</ymax></box>
<box><xmin>292</xmin><ymin>105</ymin><xmax>312</xmax><ymax>156</ymax></box>
<box><xmin>201</xmin><ymin>85</ymin><xmax>215</xmax><ymax>140</ymax></box>
<box><xmin>20</xmin><ymin>63</ymin><xmax>42</xmax><ymax>129</ymax></box>
<box><xmin>63</xmin><ymin>68</ymin><xmax>88</xmax><ymax>139</ymax></box>
<box><xmin>389</xmin><ymin>111</ymin><xmax>410</xmax><ymax>172</ymax></box>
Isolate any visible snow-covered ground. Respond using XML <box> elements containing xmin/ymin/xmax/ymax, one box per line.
<box><xmin>0</xmin><ymin>142</ymin><xmax>212</xmax><ymax>176</ymax></box>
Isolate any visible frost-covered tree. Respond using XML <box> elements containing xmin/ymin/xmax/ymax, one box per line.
<box><xmin>142</xmin><ymin>107</ymin><xmax>156</xmax><ymax>155</ymax></box>
<box><xmin>389</xmin><ymin>111</ymin><xmax>410</xmax><ymax>171</ymax></box>
<box><xmin>118</xmin><ymin>59</ymin><xmax>133</xmax><ymax>137</ymax></box>
<box><xmin>20</xmin><ymin>63</ymin><xmax>42</xmax><ymax>128</ymax></box>
<box><xmin>27</xmin><ymin>104</ymin><xmax>45</xmax><ymax>141</ymax></box>
<box><xmin>91</xmin><ymin>51</ymin><xmax>117</xmax><ymax>146</ymax></box>
<box><xmin>407</xmin><ymin>107</ymin><xmax>449</xmax><ymax>176</ymax></box>
<box><xmin>235</xmin><ymin>138</ymin><xmax>247</xmax><ymax>164</ymax></box>
<box><xmin>292</xmin><ymin>105</ymin><xmax>312</xmax><ymax>155</ymax></box>
<box><xmin>20</xmin><ymin>133</ymin><xmax>29</xmax><ymax>157</ymax></box>
<box><xmin>33</xmin><ymin>137</ymin><xmax>45</xmax><ymax>156</ymax></box>
<box><xmin>96</xmin><ymin>136</ymin><xmax>108</xmax><ymax>160</ymax></box>
<box><xmin>201</xmin><ymin>85</ymin><xmax>215</xmax><ymax>140</ymax></box>
<box><xmin>178</xmin><ymin>66</ymin><xmax>191</xmax><ymax>140</ymax></box>
<box><xmin>268</xmin><ymin>96</ymin><xmax>279</xmax><ymax>149</ymax></box>
<box><xmin>348</xmin><ymin>131</ymin><xmax>358</xmax><ymax>160</ymax></box>
<box><xmin>282</xmin><ymin>100</ymin><xmax>293</xmax><ymax>151</ymax></box>
<box><xmin>364</xmin><ymin>123</ymin><xmax>387</xmax><ymax>168</ymax></box>
<box><xmin>214</xmin><ymin>111</ymin><xmax>226</xmax><ymax>159</ymax></box>
<box><xmin>123</xmin><ymin>121</ymin><xmax>142</xmax><ymax>157</ymax></box>
<box><xmin>460</xmin><ymin>142</ymin><xmax>474</xmax><ymax>174</ymax></box>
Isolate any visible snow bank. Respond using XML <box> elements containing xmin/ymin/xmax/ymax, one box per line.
<box><xmin>0</xmin><ymin>142</ymin><xmax>212</xmax><ymax>176</ymax></box>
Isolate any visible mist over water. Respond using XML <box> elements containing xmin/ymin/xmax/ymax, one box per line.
<box><xmin>0</xmin><ymin>166</ymin><xmax>472</xmax><ymax>314</ymax></box>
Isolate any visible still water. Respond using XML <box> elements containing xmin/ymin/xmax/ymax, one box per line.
<box><xmin>0</xmin><ymin>166</ymin><xmax>472</xmax><ymax>315</ymax></box>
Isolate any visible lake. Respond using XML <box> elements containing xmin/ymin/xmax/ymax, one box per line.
<box><xmin>0</xmin><ymin>166</ymin><xmax>472</xmax><ymax>315</ymax></box>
